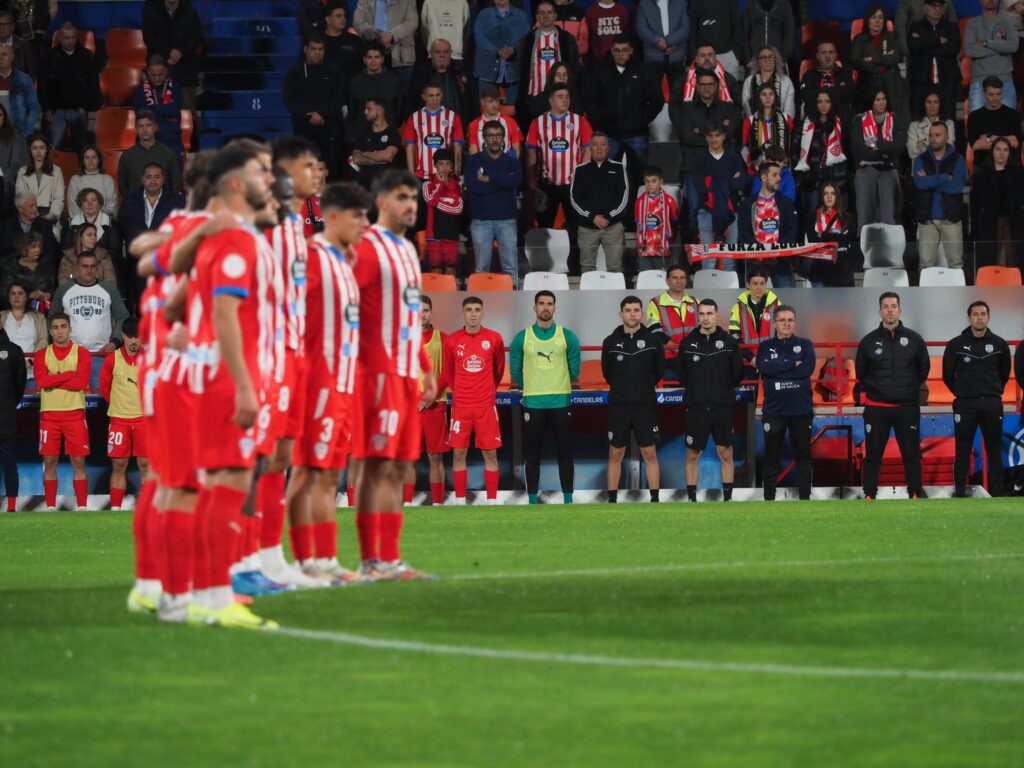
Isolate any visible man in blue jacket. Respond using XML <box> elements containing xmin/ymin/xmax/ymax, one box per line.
<box><xmin>755</xmin><ymin>305</ymin><xmax>815</xmax><ymax>500</ymax></box>
<box><xmin>474</xmin><ymin>0</ymin><xmax>532</xmax><ymax>105</ymax></box>
<box><xmin>635</xmin><ymin>0</ymin><xmax>689</xmax><ymax>81</ymax></box>
<box><xmin>0</xmin><ymin>43</ymin><xmax>40</xmax><ymax>136</ymax></box>
<box><xmin>911</xmin><ymin>121</ymin><xmax>966</xmax><ymax>270</ymax></box>
<box><xmin>464</xmin><ymin>119</ymin><xmax>523</xmax><ymax>287</ymax></box>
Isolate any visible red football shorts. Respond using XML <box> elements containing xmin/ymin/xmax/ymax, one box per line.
<box><xmin>107</xmin><ymin>417</ymin><xmax>147</xmax><ymax>458</ymax></box>
<box><xmin>152</xmin><ymin>377</ymin><xmax>199</xmax><ymax>490</ymax></box>
<box><xmin>351</xmin><ymin>373</ymin><xmax>422</xmax><ymax>461</ymax></box>
<box><xmin>280</xmin><ymin>351</ymin><xmax>308</xmax><ymax>440</ymax></box>
<box><xmin>39</xmin><ymin>412</ymin><xmax>90</xmax><ymax>456</ymax></box>
<box><xmin>195</xmin><ymin>378</ymin><xmax>260</xmax><ymax>472</ymax></box>
<box><xmin>448</xmin><ymin>405</ymin><xmax>502</xmax><ymax>450</ymax></box>
<box><xmin>421</xmin><ymin>402</ymin><xmax>449</xmax><ymax>454</ymax></box>
<box><xmin>426</xmin><ymin>240</ymin><xmax>459</xmax><ymax>270</ymax></box>
<box><xmin>294</xmin><ymin>382</ymin><xmax>351</xmax><ymax>470</ymax></box>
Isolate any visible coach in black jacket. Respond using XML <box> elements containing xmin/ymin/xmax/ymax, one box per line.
<box><xmin>855</xmin><ymin>291</ymin><xmax>930</xmax><ymax>500</ymax></box>
<box><xmin>676</xmin><ymin>298</ymin><xmax>744</xmax><ymax>502</ymax></box>
<box><xmin>602</xmin><ymin>295</ymin><xmax>666</xmax><ymax>503</ymax></box>
<box><xmin>941</xmin><ymin>300</ymin><xmax>1011</xmax><ymax>497</ymax></box>
<box><xmin>569</xmin><ymin>133</ymin><xmax>629</xmax><ymax>273</ymax></box>
<box><xmin>0</xmin><ymin>328</ymin><xmax>26</xmax><ymax>509</ymax></box>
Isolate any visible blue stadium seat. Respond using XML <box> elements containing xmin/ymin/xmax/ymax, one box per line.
<box><xmin>204</xmin><ymin>36</ymin><xmax>301</xmax><ymax>55</ymax></box>
<box><xmin>209</xmin><ymin>17</ymin><xmax>299</xmax><ymax>37</ymax></box>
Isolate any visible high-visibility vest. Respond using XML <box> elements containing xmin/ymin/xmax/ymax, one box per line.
<box><xmin>522</xmin><ymin>325</ymin><xmax>570</xmax><ymax>397</ymax></box>
<box><xmin>729</xmin><ymin>290</ymin><xmax>780</xmax><ymax>346</ymax></box>
<box><xmin>646</xmin><ymin>292</ymin><xmax>697</xmax><ymax>355</ymax></box>
<box><xmin>41</xmin><ymin>344</ymin><xmax>85</xmax><ymax>413</ymax></box>
<box><xmin>108</xmin><ymin>349</ymin><xmax>142</xmax><ymax>419</ymax></box>
<box><xmin>421</xmin><ymin>326</ymin><xmax>445</xmax><ymax>402</ymax></box>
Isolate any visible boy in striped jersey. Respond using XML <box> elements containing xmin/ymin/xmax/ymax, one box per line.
<box><xmin>403</xmin><ymin>80</ymin><xmax>465</xmax><ymax>233</ymax></box>
<box><xmin>634</xmin><ymin>166</ymin><xmax>679</xmax><ymax>271</ymax></box>
<box><xmin>467</xmin><ymin>85</ymin><xmax>524</xmax><ymax>157</ymax></box>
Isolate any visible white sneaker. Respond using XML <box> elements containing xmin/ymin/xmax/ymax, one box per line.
<box><xmin>264</xmin><ymin>563</ymin><xmax>329</xmax><ymax>589</ymax></box>
<box><xmin>487</xmin><ymin>498</ymin><xmax>499</xmax><ymax>505</ymax></box>
<box><xmin>158</xmin><ymin>593</ymin><xmax>191</xmax><ymax>623</ymax></box>
<box><xmin>316</xmin><ymin>557</ymin><xmax>370</xmax><ymax>585</ymax></box>
<box><xmin>453</xmin><ymin>496</ymin><xmax>466</xmax><ymax>506</ymax></box>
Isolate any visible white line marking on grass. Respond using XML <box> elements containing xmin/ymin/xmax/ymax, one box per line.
<box><xmin>275</xmin><ymin>627</ymin><xmax>1024</xmax><ymax>685</ymax></box>
<box><xmin>445</xmin><ymin>552</ymin><xmax>1024</xmax><ymax>582</ymax></box>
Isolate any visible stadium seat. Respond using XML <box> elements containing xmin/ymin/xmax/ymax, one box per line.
<box><xmin>524</xmin><ymin>228</ymin><xmax>570</xmax><ymax>274</ymax></box>
<box><xmin>421</xmin><ymin>273</ymin><xmax>458</xmax><ymax>292</ymax></box>
<box><xmin>927</xmin><ymin>357</ymin><xmax>954</xmax><ymax>405</ymax></box>
<box><xmin>52</xmin><ymin>29</ymin><xmax>96</xmax><ymax>52</ymax></box>
<box><xmin>975</xmin><ymin>265</ymin><xmax>1023</xmax><ymax>285</ymax></box>
<box><xmin>579</xmin><ymin>271</ymin><xmax>626</xmax><ymax>290</ymax></box>
<box><xmin>578</xmin><ymin>359</ymin><xmax>606</xmax><ymax>390</ymax></box>
<box><xmin>801</xmin><ymin>20</ymin><xmax>842</xmax><ymax>59</ymax></box>
<box><xmin>919</xmin><ymin>267</ymin><xmax>966</xmax><ymax>286</ymax></box>
<box><xmin>849</xmin><ymin>18</ymin><xmax>892</xmax><ymax>38</ymax></box>
<box><xmin>100</xmin><ymin>67</ymin><xmax>142</xmax><ymax>107</ymax></box>
<box><xmin>966</xmin><ymin>144</ymin><xmax>974</xmax><ymax>176</ymax></box>
<box><xmin>466</xmin><ymin>272</ymin><xmax>513</xmax><ymax>291</ymax></box>
<box><xmin>101</xmin><ymin>149</ymin><xmax>124</xmax><ymax>198</ymax></box>
<box><xmin>522</xmin><ymin>272</ymin><xmax>569</xmax><ymax>291</ymax></box>
<box><xmin>635</xmin><ymin>269</ymin><xmax>666</xmax><ymax>289</ymax></box>
<box><xmin>692</xmin><ymin>269</ymin><xmax>740</xmax><ymax>290</ymax></box>
<box><xmin>95</xmin><ymin>108</ymin><xmax>136</xmax><ymax>150</ymax></box>
<box><xmin>799</xmin><ymin>59</ymin><xmax>815</xmax><ymax>82</ymax></box>
<box><xmin>812</xmin><ymin>357</ymin><xmax>855</xmax><ymax>406</ymax></box>
<box><xmin>960</xmin><ymin>57</ymin><xmax>971</xmax><ymax>88</ymax></box>
<box><xmin>862</xmin><ymin>267</ymin><xmax>910</xmax><ymax>287</ymax></box>
<box><xmin>105</xmin><ymin>28</ymin><xmax>148</xmax><ymax>69</ymax></box>
<box><xmin>649</xmin><ymin>103</ymin><xmax>674</xmax><ymax>143</ymax></box>
<box><xmin>180</xmin><ymin>109</ymin><xmax>193</xmax><ymax>152</ymax></box>
<box><xmin>860</xmin><ymin>223</ymin><xmax>906</xmax><ymax>268</ymax></box>
<box><xmin>50</xmin><ymin>150</ymin><xmax>79</xmax><ymax>210</ymax></box>
<box><xmin>960</xmin><ymin>17</ymin><xmax>971</xmax><ymax>56</ymax></box>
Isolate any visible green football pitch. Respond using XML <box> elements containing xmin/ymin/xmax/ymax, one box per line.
<box><xmin>2</xmin><ymin>500</ymin><xmax>1023</xmax><ymax>767</ymax></box>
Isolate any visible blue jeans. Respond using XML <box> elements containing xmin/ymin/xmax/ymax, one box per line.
<box><xmin>696</xmin><ymin>210</ymin><xmax>737</xmax><ymax>272</ymax></box>
<box><xmin>470</xmin><ymin>219</ymin><xmax>518</xmax><ymax>287</ymax></box>
<box><xmin>50</xmin><ymin>108</ymin><xmax>87</xmax><ymax>150</ymax></box>
<box><xmin>969</xmin><ymin>78</ymin><xmax>1017</xmax><ymax>112</ymax></box>
<box><xmin>607</xmin><ymin>135</ymin><xmax>648</xmax><ymax>174</ymax></box>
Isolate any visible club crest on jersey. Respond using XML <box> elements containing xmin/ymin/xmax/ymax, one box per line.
<box><xmin>715</xmin><ymin>340</ymin><xmax>724</xmax><ymax>349</ymax></box>
<box><xmin>239</xmin><ymin>437</ymin><xmax>255</xmax><ymax>458</ymax></box>
<box><xmin>616</xmin><ymin>354</ymin><xmax>623</xmax><ymax>362</ymax></box>
<box><xmin>686</xmin><ymin>435</ymin><xmax>693</xmax><ymax>445</ymax></box>
<box><xmin>0</xmin><ymin>351</ymin><xmax>6</xmax><ymax>360</ymax></box>
<box><xmin>79</xmin><ymin>306</ymin><xmax>95</xmax><ymax>319</ymax></box>
<box><xmin>763</xmin><ymin>422</ymin><xmax>771</xmax><ymax>432</ymax></box>
<box><xmin>372</xmin><ymin>433</ymin><xmax>388</xmax><ymax>450</ymax></box>
<box><xmin>692</xmin><ymin>355</ymin><xmax>700</xmax><ymax>362</ymax></box>
<box><xmin>899</xmin><ymin>337</ymin><xmax>909</xmax><ymax>346</ymax></box>
<box><xmin>314</xmin><ymin>442</ymin><xmax>329</xmax><ymax>460</ymax></box>
<box><xmin>985</xmin><ymin>344</ymin><xmax>994</xmax><ymax>353</ymax></box>
<box><xmin>482</xmin><ymin>340</ymin><xmax>491</xmax><ymax>350</ymax></box>
<box><xmin>221</xmin><ymin>254</ymin><xmax>247</xmax><ymax>279</ymax></box>
<box><xmin>793</xmin><ymin>345</ymin><xmax>801</xmax><ymax>353</ymax></box>
<box><xmin>637</xmin><ymin>340</ymin><xmax>645</xmax><ymax>349</ymax></box>
<box><xmin>549</xmin><ymin>137</ymin><xmax>569</xmax><ymax>153</ymax></box>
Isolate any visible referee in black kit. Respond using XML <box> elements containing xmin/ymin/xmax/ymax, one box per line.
<box><xmin>855</xmin><ymin>292</ymin><xmax>930</xmax><ymax>500</ymax></box>
<box><xmin>942</xmin><ymin>301</ymin><xmax>1011</xmax><ymax>497</ymax></box>
<box><xmin>756</xmin><ymin>305</ymin><xmax>816</xmax><ymax>501</ymax></box>
<box><xmin>601</xmin><ymin>296</ymin><xmax>665</xmax><ymax>503</ymax></box>
<box><xmin>676</xmin><ymin>299</ymin><xmax>744</xmax><ymax>502</ymax></box>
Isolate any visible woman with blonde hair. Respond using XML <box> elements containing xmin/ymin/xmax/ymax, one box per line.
<box><xmin>742</xmin><ymin>46</ymin><xmax>795</xmax><ymax>119</ymax></box>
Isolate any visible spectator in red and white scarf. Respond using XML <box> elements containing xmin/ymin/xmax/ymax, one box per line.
<box><xmin>804</xmin><ymin>181</ymin><xmax>856</xmax><ymax>286</ymax></box>
<box><xmin>851</xmin><ymin>88</ymin><xmax>904</xmax><ymax>226</ymax></box>
<box><xmin>133</xmin><ymin>55</ymin><xmax>183</xmax><ymax>156</ymax></box>
<box><xmin>794</xmin><ymin>90</ymin><xmax>848</xmax><ymax>218</ymax></box>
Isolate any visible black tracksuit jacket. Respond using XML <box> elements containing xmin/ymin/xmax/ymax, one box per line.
<box><xmin>676</xmin><ymin>326</ymin><xmax>744</xmax><ymax>407</ymax></box>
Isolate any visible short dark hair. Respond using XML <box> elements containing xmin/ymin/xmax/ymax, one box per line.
<box><xmin>698</xmin><ymin>298</ymin><xmax>718</xmax><ymax>311</ymax></box>
<box><xmin>371</xmin><ymin>168</ymin><xmax>420</xmax><ymax>197</ymax></box>
<box><xmin>147</xmin><ymin>53</ymin><xmax>167</xmax><ymax>69</ymax></box>
<box><xmin>534</xmin><ymin>0</ymin><xmax>556</xmax><ymax>13</ymax></box>
<box><xmin>930</xmin><ymin>120</ymin><xmax>949</xmax><ymax>132</ymax></box>
<box><xmin>305</xmin><ymin>31</ymin><xmax>326</xmax><ymax>47</ymax></box>
<box><xmin>135</xmin><ymin>109</ymin><xmax>156</xmax><ymax>124</ymax></box>
<box><xmin>421</xmin><ymin>294</ymin><xmax>432</xmax><ymax>309</ymax></box>
<box><xmin>695</xmin><ymin>68</ymin><xmax>719</xmax><ymax>84</ymax></box>
<box><xmin>433</xmin><ymin>148</ymin><xmax>454</xmax><ymax>166</ymax></box>
<box><xmin>547</xmin><ymin>83</ymin><xmax>570</xmax><ymax>98</ymax></box>
<box><xmin>666</xmin><ymin>263</ymin><xmax>688</xmax><ymax>277</ymax></box>
<box><xmin>325</xmin><ymin>0</ymin><xmax>347</xmax><ymax>13</ymax></box>
<box><xmin>122</xmin><ymin>317</ymin><xmax>140</xmax><ymax>338</ymax></box>
<box><xmin>982</xmin><ymin>75</ymin><xmax>1004</xmax><ymax>91</ymax></box>
<box><xmin>746</xmin><ymin>266</ymin><xmax>770</xmax><ymax>282</ymax></box>
<box><xmin>422</xmin><ymin>78</ymin><xmax>444</xmax><ymax>93</ymax></box>
<box><xmin>462</xmin><ymin>295</ymin><xmax>483</xmax><ymax>308</ymax></box>
<box><xmin>142</xmin><ymin>162</ymin><xmax>166</xmax><ymax>177</ymax></box>
<box><xmin>612</xmin><ymin>33</ymin><xmax>632</xmax><ymax>47</ymax></box>
<box><xmin>320</xmin><ymin>181</ymin><xmax>372</xmax><ymax>213</ymax></box>
<box><xmin>185</xmin><ymin>150</ymin><xmax>216</xmax><ymax>210</ymax></box>
<box><xmin>534</xmin><ymin>290</ymin><xmax>556</xmax><ymax>304</ymax></box>
<box><xmin>758</xmin><ymin>162</ymin><xmax>780</xmax><ymax>178</ymax></box>
<box><xmin>482</xmin><ymin>119</ymin><xmax>505</xmax><ymax>137</ymax></box>
<box><xmin>75</xmin><ymin>187</ymin><xmax>104</xmax><ymax>208</ymax></box>
<box><xmin>642</xmin><ymin>165</ymin><xmax>663</xmax><ymax>179</ymax></box>
<box><xmin>49</xmin><ymin>312</ymin><xmax>71</xmax><ymax>328</ymax></box>
<box><xmin>878</xmin><ymin>291</ymin><xmax>900</xmax><ymax>307</ymax></box>
<box><xmin>703</xmin><ymin>121</ymin><xmax>725</xmax><ymax>136</ymax></box>
<box><xmin>619</xmin><ymin>295</ymin><xmax>642</xmax><ymax>310</ymax></box>
<box><xmin>6</xmin><ymin>280</ymin><xmax>31</xmax><ymax>298</ymax></box>
<box><xmin>76</xmin><ymin>250</ymin><xmax>98</xmax><ymax>263</ymax></box>
<box><xmin>365</xmin><ymin>41</ymin><xmax>386</xmax><ymax>56</ymax></box>
<box><xmin>273</xmin><ymin>135</ymin><xmax>319</xmax><ymax>165</ymax></box>
<box><xmin>207</xmin><ymin>145</ymin><xmax>258</xmax><ymax>187</ymax></box>
<box><xmin>774</xmin><ymin>304</ymin><xmax>796</xmax><ymax>318</ymax></box>
<box><xmin>78</xmin><ymin>145</ymin><xmax>103</xmax><ymax>175</ymax></box>
<box><xmin>967</xmin><ymin>300</ymin><xmax>990</xmax><ymax>316</ymax></box>
<box><xmin>480</xmin><ymin>84</ymin><xmax>501</xmax><ymax>100</ymax></box>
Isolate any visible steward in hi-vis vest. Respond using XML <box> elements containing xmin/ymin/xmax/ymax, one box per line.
<box><xmin>645</xmin><ymin>263</ymin><xmax>697</xmax><ymax>382</ymax></box>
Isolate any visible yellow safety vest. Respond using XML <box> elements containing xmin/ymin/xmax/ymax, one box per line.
<box><xmin>421</xmin><ymin>327</ymin><xmax>445</xmax><ymax>402</ymax></box>
<box><xmin>41</xmin><ymin>344</ymin><xmax>85</xmax><ymax>413</ymax></box>
<box><xmin>108</xmin><ymin>349</ymin><xmax>142</xmax><ymax>419</ymax></box>
<box><xmin>523</xmin><ymin>325</ymin><xmax>570</xmax><ymax>397</ymax></box>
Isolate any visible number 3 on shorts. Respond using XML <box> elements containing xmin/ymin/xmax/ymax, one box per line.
<box><xmin>377</xmin><ymin>410</ymin><xmax>399</xmax><ymax>436</ymax></box>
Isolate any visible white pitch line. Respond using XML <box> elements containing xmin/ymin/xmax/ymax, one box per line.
<box><xmin>444</xmin><ymin>551</ymin><xmax>1024</xmax><ymax>582</ymax></box>
<box><xmin>275</xmin><ymin>627</ymin><xmax>1024</xmax><ymax>685</ymax></box>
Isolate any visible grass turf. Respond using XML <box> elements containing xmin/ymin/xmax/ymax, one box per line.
<box><xmin>1</xmin><ymin>499</ymin><xmax>1023</xmax><ymax>767</ymax></box>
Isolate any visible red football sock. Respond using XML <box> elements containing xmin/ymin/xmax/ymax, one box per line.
<box><xmin>162</xmin><ymin>510</ymin><xmax>194</xmax><ymax>596</ymax></box>
<box><xmin>109</xmin><ymin>487</ymin><xmax>125</xmax><ymax>508</ymax></box>
<box><xmin>134</xmin><ymin>479</ymin><xmax>160</xmax><ymax>581</ymax></box>
<box><xmin>430</xmin><ymin>482</ymin><xmax>444</xmax><ymax>505</ymax></box>
<box><xmin>206</xmin><ymin>485</ymin><xmax>249</xmax><ymax>589</ymax></box>
<box><xmin>453</xmin><ymin>469</ymin><xmax>468</xmax><ymax>499</ymax></box>
<box><xmin>485</xmin><ymin>469</ymin><xmax>499</xmax><ymax>500</ymax></box>
<box><xmin>191</xmin><ymin>488</ymin><xmax>214</xmax><ymax>591</ymax></box>
<box><xmin>403</xmin><ymin>482</ymin><xmax>414</xmax><ymax>504</ymax></box>
<box><xmin>6</xmin><ymin>496</ymin><xmax>15</xmax><ymax>512</ymax></box>
<box><xmin>355</xmin><ymin>512</ymin><xmax>379</xmax><ymax>561</ymax></box>
<box><xmin>313</xmin><ymin>520</ymin><xmax>338</xmax><ymax>560</ymax></box>
<box><xmin>43</xmin><ymin>479</ymin><xmax>57</xmax><ymax>507</ymax></box>
<box><xmin>379</xmin><ymin>511</ymin><xmax>403</xmax><ymax>562</ymax></box>
<box><xmin>73</xmin><ymin>478</ymin><xmax>88</xmax><ymax>508</ymax></box>
<box><xmin>257</xmin><ymin>470</ymin><xmax>286</xmax><ymax>549</ymax></box>
<box><xmin>243</xmin><ymin>512</ymin><xmax>261</xmax><ymax>559</ymax></box>
<box><xmin>346</xmin><ymin>486</ymin><xmax>356</xmax><ymax>507</ymax></box>
<box><xmin>289</xmin><ymin>523</ymin><xmax>315</xmax><ymax>562</ymax></box>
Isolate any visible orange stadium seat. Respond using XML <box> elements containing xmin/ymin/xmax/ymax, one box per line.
<box><xmin>975</xmin><ymin>266</ymin><xmax>1023</xmax><ymax>286</ymax></box>
<box><xmin>180</xmin><ymin>109</ymin><xmax>193</xmax><ymax>152</ymax></box>
<box><xmin>802</xmin><ymin>20</ymin><xmax>842</xmax><ymax>59</ymax></box>
<box><xmin>421</xmin><ymin>273</ymin><xmax>458</xmax><ymax>292</ymax></box>
<box><xmin>927</xmin><ymin>357</ymin><xmax>954</xmax><ymax>405</ymax></box>
<box><xmin>52</xmin><ymin>29</ymin><xmax>96</xmax><ymax>52</ymax></box>
<box><xmin>959</xmin><ymin>17</ymin><xmax>971</xmax><ymax>56</ymax></box>
<box><xmin>577</xmin><ymin>359</ymin><xmax>606</xmax><ymax>390</ymax></box>
<box><xmin>105</xmin><ymin>28</ymin><xmax>147</xmax><ymax>69</ymax></box>
<box><xmin>50</xmin><ymin>150</ymin><xmax>79</xmax><ymax>211</ymax></box>
<box><xmin>849</xmin><ymin>18</ymin><xmax>893</xmax><ymax>39</ymax></box>
<box><xmin>101</xmin><ymin>149</ymin><xmax>124</xmax><ymax>199</ymax></box>
<box><xmin>95</xmin><ymin>108</ymin><xmax>136</xmax><ymax>150</ymax></box>
<box><xmin>799</xmin><ymin>59</ymin><xmax>814</xmax><ymax>82</ymax></box>
<box><xmin>960</xmin><ymin>57</ymin><xmax>971</xmax><ymax>88</ymax></box>
<box><xmin>466</xmin><ymin>273</ymin><xmax>513</xmax><ymax>291</ymax></box>
<box><xmin>100</xmin><ymin>67</ymin><xmax>142</xmax><ymax>107</ymax></box>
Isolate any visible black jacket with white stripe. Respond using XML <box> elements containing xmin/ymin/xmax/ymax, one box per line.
<box><xmin>569</xmin><ymin>158</ymin><xmax>629</xmax><ymax>228</ymax></box>
<box><xmin>941</xmin><ymin>327</ymin><xmax>1011</xmax><ymax>401</ymax></box>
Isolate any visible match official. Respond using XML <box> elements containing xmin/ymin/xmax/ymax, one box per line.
<box><xmin>855</xmin><ymin>292</ymin><xmax>930</xmax><ymax>500</ymax></box>
<box><xmin>941</xmin><ymin>301</ymin><xmax>1011</xmax><ymax>497</ymax></box>
<box><xmin>510</xmin><ymin>290</ymin><xmax>581</xmax><ymax>505</ymax></box>
<box><xmin>756</xmin><ymin>305</ymin><xmax>815</xmax><ymax>501</ymax></box>
<box><xmin>676</xmin><ymin>299</ymin><xmax>743</xmax><ymax>502</ymax></box>
<box><xmin>601</xmin><ymin>296</ymin><xmax>665</xmax><ymax>503</ymax></box>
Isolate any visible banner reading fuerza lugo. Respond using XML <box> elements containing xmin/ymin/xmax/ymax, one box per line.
<box><xmin>685</xmin><ymin>242</ymin><xmax>838</xmax><ymax>263</ymax></box>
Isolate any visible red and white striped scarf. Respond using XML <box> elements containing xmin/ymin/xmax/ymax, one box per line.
<box><xmin>815</xmin><ymin>208</ymin><xmax>844</xmax><ymax>235</ymax></box>
<box><xmin>682</xmin><ymin>61</ymin><xmax>732</xmax><ymax>102</ymax></box>
<box><xmin>861</xmin><ymin>111</ymin><xmax>894</xmax><ymax>144</ymax></box>
<box><xmin>795</xmin><ymin>116</ymin><xmax>846</xmax><ymax>171</ymax></box>
<box><xmin>635</xmin><ymin>190</ymin><xmax>675</xmax><ymax>257</ymax></box>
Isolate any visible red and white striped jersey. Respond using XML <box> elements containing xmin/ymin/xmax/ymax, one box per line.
<box><xmin>401</xmin><ymin>107</ymin><xmax>465</xmax><ymax>180</ymax></box>
<box><xmin>634</xmin><ymin>191</ymin><xmax>679</xmax><ymax>258</ymax></box>
<box><xmin>302</xmin><ymin>196</ymin><xmax>323</xmax><ymax>238</ymax></box>
<box><xmin>526</xmin><ymin>111</ymin><xmax>593</xmax><ymax>186</ymax></box>
<box><xmin>352</xmin><ymin>224</ymin><xmax>423</xmax><ymax>379</ymax></box>
<box><xmin>467</xmin><ymin>113</ymin><xmax>524</xmax><ymax>155</ymax></box>
<box><xmin>527</xmin><ymin>30</ymin><xmax>561</xmax><ymax>96</ymax></box>
<box><xmin>305</xmin><ymin>235</ymin><xmax>360</xmax><ymax>395</ymax></box>
<box><xmin>186</xmin><ymin>221</ymin><xmax>279</xmax><ymax>396</ymax></box>
<box><xmin>265</xmin><ymin>211</ymin><xmax>307</xmax><ymax>354</ymax></box>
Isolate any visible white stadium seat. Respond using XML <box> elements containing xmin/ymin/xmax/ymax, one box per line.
<box><xmin>860</xmin><ymin>223</ymin><xmax>906</xmax><ymax>268</ymax></box>
<box><xmin>692</xmin><ymin>269</ymin><xmax>740</xmax><ymax>290</ymax></box>
<box><xmin>919</xmin><ymin>267</ymin><xmax>966</xmax><ymax>286</ymax></box>
<box><xmin>524</xmin><ymin>228</ymin><xmax>570</xmax><ymax>274</ymax></box>
<box><xmin>579</xmin><ymin>271</ymin><xmax>626</xmax><ymax>290</ymax></box>
<box><xmin>522</xmin><ymin>271</ymin><xmax>570</xmax><ymax>291</ymax></box>
<box><xmin>635</xmin><ymin>269</ymin><xmax>666</xmax><ymax>289</ymax></box>
<box><xmin>862</xmin><ymin>267</ymin><xmax>910</xmax><ymax>287</ymax></box>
